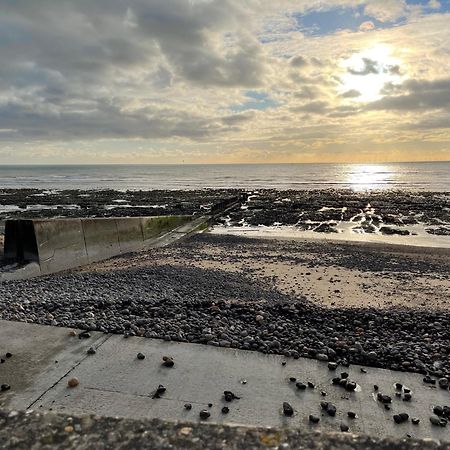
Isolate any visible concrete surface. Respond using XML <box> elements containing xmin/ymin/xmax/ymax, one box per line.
<box><xmin>1</xmin><ymin>410</ymin><xmax>449</xmax><ymax>450</ymax></box>
<box><xmin>0</xmin><ymin>320</ymin><xmax>449</xmax><ymax>442</ymax></box>
<box><xmin>1</xmin><ymin>215</ymin><xmax>195</xmax><ymax>279</ymax></box>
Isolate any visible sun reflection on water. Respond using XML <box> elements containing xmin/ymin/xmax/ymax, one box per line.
<box><xmin>345</xmin><ymin>164</ymin><xmax>394</xmax><ymax>190</ymax></box>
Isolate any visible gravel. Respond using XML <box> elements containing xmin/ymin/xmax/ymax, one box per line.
<box><xmin>0</xmin><ymin>249</ymin><xmax>449</xmax><ymax>378</ymax></box>
<box><xmin>2</xmin><ymin>409</ymin><xmax>450</xmax><ymax>450</ymax></box>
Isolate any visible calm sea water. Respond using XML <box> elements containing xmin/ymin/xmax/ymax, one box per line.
<box><xmin>0</xmin><ymin>162</ymin><xmax>448</xmax><ymax>191</ymax></box>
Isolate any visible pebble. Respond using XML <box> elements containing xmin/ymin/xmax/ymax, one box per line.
<box><xmin>393</xmin><ymin>413</ymin><xmax>409</xmax><ymax>424</ymax></box>
<box><xmin>152</xmin><ymin>385</ymin><xmax>166</xmax><ymax>399</ymax></box>
<box><xmin>438</xmin><ymin>378</ymin><xmax>449</xmax><ymax>389</ymax></box>
<box><xmin>137</xmin><ymin>353</ymin><xmax>145</xmax><ymax>360</ymax></box>
<box><xmin>199</xmin><ymin>410</ymin><xmax>211</xmax><ymax>420</ymax></box>
<box><xmin>340</xmin><ymin>424</ymin><xmax>349</xmax><ymax>432</ymax></box>
<box><xmin>224</xmin><ymin>391</ymin><xmax>240</xmax><ymax>402</ymax></box>
<box><xmin>295</xmin><ymin>382</ymin><xmax>306</xmax><ymax>390</ymax></box>
<box><xmin>221</xmin><ymin>406</ymin><xmax>230</xmax><ymax>414</ymax></box>
<box><xmin>67</xmin><ymin>377</ymin><xmax>79</xmax><ymax>388</ymax></box>
<box><xmin>347</xmin><ymin>411</ymin><xmax>356</xmax><ymax>419</ymax></box>
<box><xmin>184</xmin><ymin>403</ymin><xmax>192</xmax><ymax>410</ymax></box>
<box><xmin>87</xmin><ymin>347</ymin><xmax>96</xmax><ymax>355</ymax></box>
<box><xmin>309</xmin><ymin>415</ymin><xmax>320</xmax><ymax>424</ymax></box>
<box><xmin>411</xmin><ymin>418</ymin><xmax>420</xmax><ymax>425</ymax></box>
<box><xmin>430</xmin><ymin>416</ymin><xmax>441</xmax><ymax>426</ymax></box>
<box><xmin>283</xmin><ymin>402</ymin><xmax>294</xmax><ymax>416</ymax></box>
<box><xmin>162</xmin><ymin>356</ymin><xmax>174</xmax><ymax>367</ymax></box>
<box><xmin>1</xmin><ymin>384</ymin><xmax>11</xmax><ymax>392</ymax></box>
<box><xmin>327</xmin><ymin>362</ymin><xmax>338</xmax><ymax>370</ymax></box>
<box><xmin>5</xmin><ymin>353</ymin><xmax>12</xmax><ymax>358</ymax></box>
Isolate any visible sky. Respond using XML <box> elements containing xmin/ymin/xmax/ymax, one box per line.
<box><xmin>0</xmin><ymin>0</ymin><xmax>449</xmax><ymax>164</ymax></box>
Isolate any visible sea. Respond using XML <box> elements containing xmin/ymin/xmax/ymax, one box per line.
<box><xmin>0</xmin><ymin>161</ymin><xmax>449</xmax><ymax>191</ymax></box>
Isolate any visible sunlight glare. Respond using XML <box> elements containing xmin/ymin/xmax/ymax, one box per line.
<box><xmin>340</xmin><ymin>44</ymin><xmax>404</xmax><ymax>102</ymax></box>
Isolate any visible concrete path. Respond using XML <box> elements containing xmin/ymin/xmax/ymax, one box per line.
<box><xmin>0</xmin><ymin>320</ymin><xmax>449</xmax><ymax>442</ymax></box>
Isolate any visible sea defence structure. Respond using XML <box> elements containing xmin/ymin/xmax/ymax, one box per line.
<box><xmin>0</xmin><ymin>194</ymin><xmax>244</xmax><ymax>280</ymax></box>
<box><xmin>3</xmin><ymin>215</ymin><xmax>193</xmax><ymax>276</ymax></box>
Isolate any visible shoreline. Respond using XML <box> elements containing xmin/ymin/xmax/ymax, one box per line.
<box><xmin>209</xmin><ymin>227</ymin><xmax>450</xmax><ymax>251</ymax></box>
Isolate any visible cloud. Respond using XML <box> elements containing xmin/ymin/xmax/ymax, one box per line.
<box><xmin>359</xmin><ymin>21</ymin><xmax>375</xmax><ymax>32</ymax></box>
<box><xmin>367</xmin><ymin>77</ymin><xmax>450</xmax><ymax>111</ymax></box>
<box><xmin>348</xmin><ymin>58</ymin><xmax>379</xmax><ymax>75</ymax></box>
<box><xmin>364</xmin><ymin>0</ymin><xmax>407</xmax><ymax>22</ymax></box>
<box><xmin>341</xmin><ymin>89</ymin><xmax>361</xmax><ymax>98</ymax></box>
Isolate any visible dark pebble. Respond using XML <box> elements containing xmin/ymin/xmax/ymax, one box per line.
<box><xmin>403</xmin><ymin>393</ymin><xmax>412</xmax><ymax>401</ymax></box>
<box><xmin>307</xmin><ymin>382</ymin><xmax>315</xmax><ymax>389</ymax></box>
<box><xmin>87</xmin><ymin>347</ymin><xmax>96</xmax><ymax>355</ymax></box>
<box><xmin>199</xmin><ymin>410</ymin><xmax>211</xmax><ymax>420</ymax></box>
<box><xmin>340</xmin><ymin>372</ymin><xmax>349</xmax><ymax>379</ymax></box>
<box><xmin>411</xmin><ymin>418</ymin><xmax>420</xmax><ymax>425</ymax></box>
<box><xmin>328</xmin><ymin>362</ymin><xmax>338</xmax><ymax>370</ymax></box>
<box><xmin>296</xmin><ymin>382</ymin><xmax>307</xmax><ymax>390</ymax></box>
<box><xmin>1</xmin><ymin>384</ymin><xmax>11</xmax><ymax>392</ymax></box>
<box><xmin>223</xmin><ymin>391</ymin><xmax>240</xmax><ymax>402</ymax></box>
<box><xmin>373</xmin><ymin>385</ymin><xmax>379</xmax><ymax>391</ymax></box>
<box><xmin>221</xmin><ymin>406</ymin><xmax>230</xmax><ymax>414</ymax></box>
<box><xmin>137</xmin><ymin>352</ymin><xmax>145</xmax><ymax>360</ymax></box>
<box><xmin>208</xmin><ymin>403</ymin><xmax>213</xmax><ymax>408</ymax></box>
<box><xmin>340</xmin><ymin>424</ymin><xmax>349</xmax><ymax>432</ymax></box>
<box><xmin>5</xmin><ymin>353</ymin><xmax>12</xmax><ymax>358</ymax></box>
<box><xmin>309</xmin><ymin>415</ymin><xmax>320</xmax><ymax>424</ymax></box>
<box><xmin>395</xmin><ymin>383</ymin><xmax>403</xmax><ymax>390</ymax></box>
<box><xmin>184</xmin><ymin>403</ymin><xmax>192</xmax><ymax>410</ymax></box>
<box><xmin>152</xmin><ymin>384</ymin><xmax>166</xmax><ymax>399</ymax></box>
<box><xmin>289</xmin><ymin>377</ymin><xmax>296</xmax><ymax>383</ymax></box>
<box><xmin>347</xmin><ymin>411</ymin><xmax>356</xmax><ymax>419</ymax></box>
<box><xmin>162</xmin><ymin>356</ymin><xmax>174</xmax><ymax>367</ymax></box>
<box><xmin>283</xmin><ymin>402</ymin><xmax>294</xmax><ymax>416</ymax></box>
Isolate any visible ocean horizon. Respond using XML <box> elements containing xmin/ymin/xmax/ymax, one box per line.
<box><xmin>0</xmin><ymin>161</ymin><xmax>449</xmax><ymax>191</ymax></box>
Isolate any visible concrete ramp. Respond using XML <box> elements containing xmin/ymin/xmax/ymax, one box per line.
<box><xmin>2</xmin><ymin>215</ymin><xmax>193</xmax><ymax>277</ymax></box>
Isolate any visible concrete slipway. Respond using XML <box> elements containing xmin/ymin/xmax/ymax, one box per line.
<box><xmin>0</xmin><ymin>320</ymin><xmax>449</xmax><ymax>442</ymax></box>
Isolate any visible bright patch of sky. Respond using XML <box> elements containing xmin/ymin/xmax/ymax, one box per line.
<box><xmin>293</xmin><ymin>1</ymin><xmax>447</xmax><ymax>37</ymax></box>
<box><xmin>293</xmin><ymin>6</ymin><xmax>394</xmax><ymax>36</ymax></box>
<box><xmin>230</xmin><ymin>91</ymin><xmax>279</xmax><ymax>112</ymax></box>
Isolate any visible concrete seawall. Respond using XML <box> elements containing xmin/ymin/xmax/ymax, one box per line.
<box><xmin>3</xmin><ymin>215</ymin><xmax>193</xmax><ymax>276</ymax></box>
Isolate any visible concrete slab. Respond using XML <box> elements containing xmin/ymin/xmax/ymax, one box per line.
<box><xmin>1</xmin><ymin>320</ymin><xmax>449</xmax><ymax>442</ymax></box>
<box><xmin>0</xmin><ymin>321</ymin><xmax>108</xmax><ymax>411</ymax></box>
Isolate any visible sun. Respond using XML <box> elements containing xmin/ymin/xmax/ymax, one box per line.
<box><xmin>340</xmin><ymin>44</ymin><xmax>404</xmax><ymax>102</ymax></box>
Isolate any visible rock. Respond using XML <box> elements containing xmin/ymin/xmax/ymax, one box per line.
<box><xmin>307</xmin><ymin>382</ymin><xmax>315</xmax><ymax>389</ymax></box>
<box><xmin>395</xmin><ymin>383</ymin><xmax>403</xmax><ymax>390</ymax></box>
<box><xmin>137</xmin><ymin>352</ymin><xmax>145</xmax><ymax>360</ymax></box>
<box><xmin>199</xmin><ymin>410</ymin><xmax>210</xmax><ymax>420</ymax></box>
<box><xmin>87</xmin><ymin>347</ymin><xmax>96</xmax><ymax>355</ymax></box>
<box><xmin>438</xmin><ymin>378</ymin><xmax>449</xmax><ymax>389</ymax></box>
<box><xmin>328</xmin><ymin>362</ymin><xmax>338</xmax><ymax>370</ymax></box>
<box><xmin>373</xmin><ymin>385</ymin><xmax>379</xmax><ymax>391</ymax></box>
<box><xmin>283</xmin><ymin>402</ymin><xmax>294</xmax><ymax>416</ymax></box>
<box><xmin>152</xmin><ymin>385</ymin><xmax>166</xmax><ymax>399</ymax></box>
<box><xmin>184</xmin><ymin>403</ymin><xmax>192</xmax><ymax>410</ymax></box>
<box><xmin>69</xmin><ymin>330</ymin><xmax>77</xmax><ymax>337</ymax></box>
<box><xmin>393</xmin><ymin>413</ymin><xmax>409</xmax><ymax>424</ymax></box>
<box><xmin>377</xmin><ymin>393</ymin><xmax>392</xmax><ymax>404</ymax></box>
<box><xmin>340</xmin><ymin>372</ymin><xmax>349</xmax><ymax>379</ymax></box>
<box><xmin>411</xmin><ymin>418</ymin><xmax>420</xmax><ymax>425</ymax></box>
<box><xmin>255</xmin><ymin>315</ymin><xmax>264</xmax><ymax>323</ymax></box>
<box><xmin>78</xmin><ymin>331</ymin><xmax>90</xmax><ymax>339</ymax></box>
<box><xmin>340</xmin><ymin>424</ymin><xmax>349</xmax><ymax>432</ymax></box>
<box><xmin>221</xmin><ymin>406</ymin><xmax>230</xmax><ymax>414</ymax></box>
<box><xmin>295</xmin><ymin>382</ymin><xmax>307</xmax><ymax>390</ymax></box>
<box><xmin>309</xmin><ymin>415</ymin><xmax>320</xmax><ymax>424</ymax></box>
<box><xmin>433</xmin><ymin>405</ymin><xmax>444</xmax><ymax>416</ymax></box>
<box><xmin>289</xmin><ymin>377</ymin><xmax>297</xmax><ymax>383</ymax></box>
<box><xmin>347</xmin><ymin>411</ymin><xmax>356</xmax><ymax>419</ymax></box>
<box><xmin>326</xmin><ymin>404</ymin><xmax>337</xmax><ymax>417</ymax></box>
<box><xmin>316</xmin><ymin>353</ymin><xmax>328</xmax><ymax>362</ymax></box>
<box><xmin>1</xmin><ymin>384</ymin><xmax>11</xmax><ymax>392</ymax></box>
<box><xmin>162</xmin><ymin>356</ymin><xmax>174</xmax><ymax>367</ymax></box>
<box><xmin>67</xmin><ymin>377</ymin><xmax>79</xmax><ymax>388</ymax></box>
<box><xmin>345</xmin><ymin>381</ymin><xmax>357</xmax><ymax>392</ymax></box>
<box><xmin>5</xmin><ymin>353</ymin><xmax>12</xmax><ymax>358</ymax></box>
<box><xmin>403</xmin><ymin>393</ymin><xmax>412</xmax><ymax>401</ymax></box>
<box><xmin>430</xmin><ymin>416</ymin><xmax>441</xmax><ymax>426</ymax></box>
<box><xmin>223</xmin><ymin>391</ymin><xmax>240</xmax><ymax>402</ymax></box>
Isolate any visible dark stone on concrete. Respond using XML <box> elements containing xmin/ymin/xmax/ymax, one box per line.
<box><xmin>283</xmin><ymin>402</ymin><xmax>294</xmax><ymax>417</ymax></box>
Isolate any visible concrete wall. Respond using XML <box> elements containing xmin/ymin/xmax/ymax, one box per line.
<box><xmin>3</xmin><ymin>215</ymin><xmax>192</xmax><ymax>275</ymax></box>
